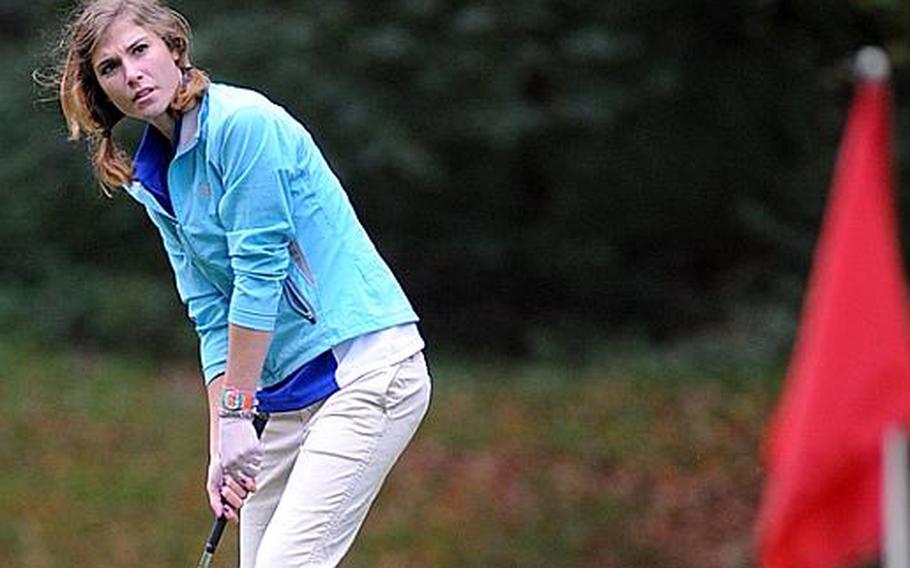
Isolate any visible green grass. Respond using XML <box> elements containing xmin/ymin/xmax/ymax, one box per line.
<box><xmin>0</xmin><ymin>343</ymin><xmax>778</xmax><ymax>567</ymax></box>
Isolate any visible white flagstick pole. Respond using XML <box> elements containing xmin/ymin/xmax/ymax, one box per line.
<box><xmin>883</xmin><ymin>426</ymin><xmax>909</xmax><ymax>568</ymax></box>
<box><xmin>851</xmin><ymin>45</ymin><xmax>904</xmax><ymax>568</ymax></box>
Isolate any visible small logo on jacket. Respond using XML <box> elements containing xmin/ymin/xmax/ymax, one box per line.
<box><xmin>197</xmin><ymin>183</ymin><xmax>212</xmax><ymax>198</ymax></box>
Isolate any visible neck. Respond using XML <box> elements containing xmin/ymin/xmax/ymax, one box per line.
<box><xmin>149</xmin><ymin>112</ymin><xmax>177</xmax><ymax>142</ymax></box>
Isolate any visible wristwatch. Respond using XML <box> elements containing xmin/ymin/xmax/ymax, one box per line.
<box><xmin>220</xmin><ymin>388</ymin><xmax>257</xmax><ymax>419</ymax></box>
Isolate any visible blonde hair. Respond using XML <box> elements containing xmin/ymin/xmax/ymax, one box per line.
<box><xmin>47</xmin><ymin>0</ymin><xmax>209</xmax><ymax>194</ymax></box>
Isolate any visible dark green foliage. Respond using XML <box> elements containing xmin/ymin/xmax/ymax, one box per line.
<box><xmin>4</xmin><ymin>0</ymin><xmax>909</xmax><ymax>359</ymax></box>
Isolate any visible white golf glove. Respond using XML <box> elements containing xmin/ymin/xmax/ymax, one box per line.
<box><xmin>206</xmin><ymin>459</ymin><xmax>226</xmax><ymax>518</ymax></box>
<box><xmin>218</xmin><ymin>415</ymin><xmax>264</xmax><ymax>481</ymax></box>
<box><xmin>207</xmin><ymin>456</ymin><xmax>255</xmax><ymax>522</ymax></box>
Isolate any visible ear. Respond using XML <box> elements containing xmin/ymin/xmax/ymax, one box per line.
<box><xmin>163</xmin><ymin>35</ymin><xmax>184</xmax><ymax>63</ymax></box>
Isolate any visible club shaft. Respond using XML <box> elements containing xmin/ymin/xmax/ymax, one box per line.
<box><xmin>196</xmin><ymin>550</ymin><xmax>214</xmax><ymax>568</ymax></box>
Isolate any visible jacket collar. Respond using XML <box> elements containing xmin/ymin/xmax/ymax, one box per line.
<box><xmin>132</xmin><ymin>88</ymin><xmax>209</xmax><ymax>194</ymax></box>
<box><xmin>133</xmin><ymin>117</ymin><xmax>179</xmax><ymax>199</ymax></box>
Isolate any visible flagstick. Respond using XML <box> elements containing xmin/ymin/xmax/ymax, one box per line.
<box><xmin>854</xmin><ymin>44</ymin><xmax>903</xmax><ymax>568</ymax></box>
<box><xmin>884</xmin><ymin>426</ymin><xmax>910</xmax><ymax>568</ymax></box>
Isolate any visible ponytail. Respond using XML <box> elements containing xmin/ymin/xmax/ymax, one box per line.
<box><xmin>92</xmin><ymin>131</ymin><xmax>133</xmax><ymax>196</ymax></box>
<box><xmin>172</xmin><ymin>66</ymin><xmax>209</xmax><ymax>114</ymax></box>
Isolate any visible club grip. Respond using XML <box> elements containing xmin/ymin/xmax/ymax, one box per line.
<box><xmin>205</xmin><ymin>518</ymin><xmax>227</xmax><ymax>554</ymax></box>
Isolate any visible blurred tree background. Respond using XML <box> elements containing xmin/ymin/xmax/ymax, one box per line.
<box><xmin>3</xmin><ymin>0</ymin><xmax>910</xmax><ymax>362</ymax></box>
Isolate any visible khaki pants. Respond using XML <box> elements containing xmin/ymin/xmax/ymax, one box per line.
<box><xmin>240</xmin><ymin>352</ymin><xmax>431</xmax><ymax>567</ymax></box>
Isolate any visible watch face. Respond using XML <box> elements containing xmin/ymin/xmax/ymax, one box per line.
<box><xmin>222</xmin><ymin>389</ymin><xmax>249</xmax><ymax>411</ymax></box>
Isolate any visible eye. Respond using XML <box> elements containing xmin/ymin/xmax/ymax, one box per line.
<box><xmin>132</xmin><ymin>43</ymin><xmax>148</xmax><ymax>55</ymax></box>
<box><xmin>97</xmin><ymin>61</ymin><xmax>117</xmax><ymax>77</ymax></box>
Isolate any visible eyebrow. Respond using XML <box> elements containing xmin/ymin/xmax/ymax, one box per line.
<box><xmin>94</xmin><ymin>35</ymin><xmax>150</xmax><ymax>69</ymax></box>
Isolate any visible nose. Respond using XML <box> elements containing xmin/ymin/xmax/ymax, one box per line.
<box><xmin>122</xmin><ymin>57</ymin><xmax>143</xmax><ymax>86</ymax></box>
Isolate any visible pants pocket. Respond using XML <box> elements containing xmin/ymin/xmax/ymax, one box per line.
<box><xmin>382</xmin><ymin>352</ymin><xmax>431</xmax><ymax>420</ymax></box>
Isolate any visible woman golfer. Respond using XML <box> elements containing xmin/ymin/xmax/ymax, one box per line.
<box><xmin>53</xmin><ymin>1</ymin><xmax>431</xmax><ymax>565</ymax></box>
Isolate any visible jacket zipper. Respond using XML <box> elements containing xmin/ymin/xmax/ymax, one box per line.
<box><xmin>284</xmin><ymin>278</ymin><xmax>316</xmax><ymax>323</ymax></box>
<box><xmin>285</xmin><ymin>239</ymin><xmax>318</xmax><ymax>323</ymax></box>
<box><xmin>175</xmin><ymin>226</ymin><xmax>232</xmax><ymax>296</ymax></box>
<box><xmin>133</xmin><ymin>183</ymin><xmax>230</xmax><ymax>296</ymax></box>
<box><xmin>288</xmin><ymin>240</ymin><xmax>316</xmax><ymax>285</ymax></box>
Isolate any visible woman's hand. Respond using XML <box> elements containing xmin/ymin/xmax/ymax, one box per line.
<box><xmin>206</xmin><ymin>459</ymin><xmax>225</xmax><ymax>518</ymax></box>
<box><xmin>207</xmin><ymin>456</ymin><xmax>257</xmax><ymax>523</ymax></box>
<box><xmin>218</xmin><ymin>415</ymin><xmax>264</xmax><ymax>481</ymax></box>
<box><xmin>218</xmin><ymin>416</ymin><xmax>261</xmax><ymax>523</ymax></box>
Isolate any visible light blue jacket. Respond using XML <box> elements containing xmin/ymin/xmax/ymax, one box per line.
<box><xmin>124</xmin><ymin>83</ymin><xmax>419</xmax><ymax>386</ymax></box>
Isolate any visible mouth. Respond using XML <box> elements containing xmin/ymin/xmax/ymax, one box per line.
<box><xmin>133</xmin><ymin>87</ymin><xmax>155</xmax><ymax>103</ymax></box>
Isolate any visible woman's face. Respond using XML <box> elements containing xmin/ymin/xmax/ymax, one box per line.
<box><xmin>91</xmin><ymin>16</ymin><xmax>181</xmax><ymax>128</ymax></box>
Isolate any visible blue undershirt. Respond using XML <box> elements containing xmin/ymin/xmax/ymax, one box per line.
<box><xmin>132</xmin><ymin>120</ymin><xmax>339</xmax><ymax>412</ymax></box>
<box><xmin>133</xmin><ymin>118</ymin><xmax>180</xmax><ymax>216</ymax></box>
<box><xmin>256</xmin><ymin>351</ymin><xmax>339</xmax><ymax>412</ymax></box>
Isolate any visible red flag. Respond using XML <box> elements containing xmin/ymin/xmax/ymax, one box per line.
<box><xmin>757</xmin><ymin>67</ymin><xmax>910</xmax><ymax>567</ymax></box>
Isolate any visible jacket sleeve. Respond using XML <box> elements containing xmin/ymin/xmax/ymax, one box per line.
<box><xmin>155</xmin><ymin>220</ymin><xmax>230</xmax><ymax>385</ymax></box>
<box><xmin>213</xmin><ymin>105</ymin><xmax>295</xmax><ymax>332</ymax></box>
